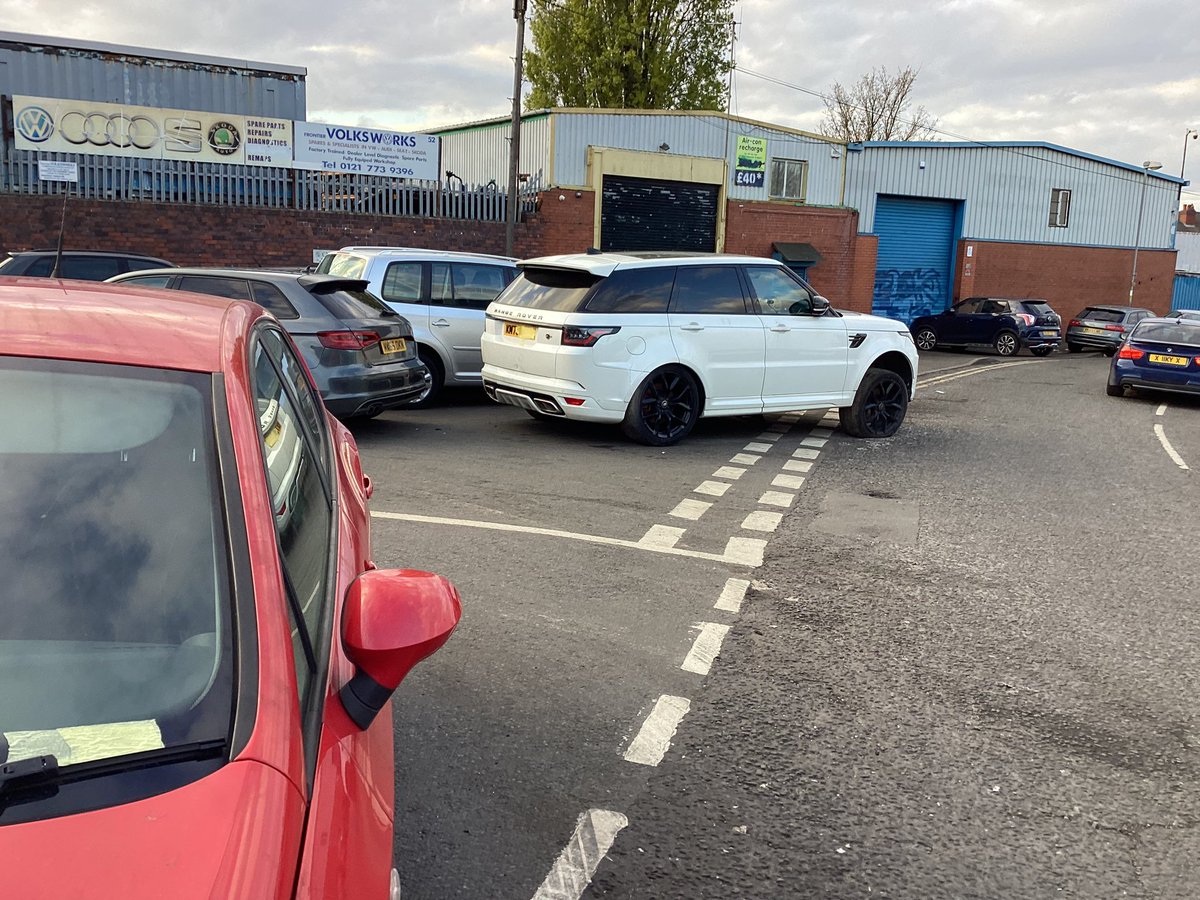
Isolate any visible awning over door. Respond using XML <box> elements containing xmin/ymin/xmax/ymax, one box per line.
<box><xmin>772</xmin><ymin>242</ymin><xmax>823</xmax><ymax>265</ymax></box>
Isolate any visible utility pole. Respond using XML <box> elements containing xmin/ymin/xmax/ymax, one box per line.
<box><xmin>505</xmin><ymin>0</ymin><xmax>528</xmax><ymax>257</ymax></box>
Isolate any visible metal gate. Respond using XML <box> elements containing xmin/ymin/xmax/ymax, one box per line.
<box><xmin>871</xmin><ymin>195</ymin><xmax>958</xmax><ymax>323</ymax></box>
<box><xmin>600</xmin><ymin>175</ymin><xmax>718</xmax><ymax>252</ymax></box>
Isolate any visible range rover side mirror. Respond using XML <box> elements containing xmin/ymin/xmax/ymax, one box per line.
<box><xmin>811</xmin><ymin>295</ymin><xmax>830</xmax><ymax>315</ymax></box>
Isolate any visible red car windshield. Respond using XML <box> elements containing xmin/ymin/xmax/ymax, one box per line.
<box><xmin>0</xmin><ymin>357</ymin><xmax>234</xmax><ymax>777</ymax></box>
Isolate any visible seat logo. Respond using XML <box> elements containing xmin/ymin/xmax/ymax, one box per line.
<box><xmin>15</xmin><ymin>106</ymin><xmax>54</xmax><ymax>143</ymax></box>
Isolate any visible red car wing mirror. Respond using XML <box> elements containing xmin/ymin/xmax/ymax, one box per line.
<box><xmin>339</xmin><ymin>569</ymin><xmax>462</xmax><ymax>729</ymax></box>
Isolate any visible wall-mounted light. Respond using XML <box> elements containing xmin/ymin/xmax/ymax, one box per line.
<box><xmin>658</xmin><ymin>143</ymin><xmax>670</xmax><ymax>152</ymax></box>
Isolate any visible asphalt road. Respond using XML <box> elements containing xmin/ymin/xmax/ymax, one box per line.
<box><xmin>351</xmin><ymin>349</ymin><xmax>1200</xmax><ymax>900</ymax></box>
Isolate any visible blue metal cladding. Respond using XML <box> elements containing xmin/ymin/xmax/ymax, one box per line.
<box><xmin>872</xmin><ymin>195</ymin><xmax>959</xmax><ymax>324</ymax></box>
<box><xmin>1173</xmin><ymin>274</ymin><xmax>1200</xmax><ymax>311</ymax></box>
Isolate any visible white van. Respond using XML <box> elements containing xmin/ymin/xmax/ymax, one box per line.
<box><xmin>316</xmin><ymin>247</ymin><xmax>517</xmax><ymax>406</ymax></box>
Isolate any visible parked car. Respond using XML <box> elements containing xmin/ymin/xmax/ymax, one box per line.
<box><xmin>910</xmin><ymin>297</ymin><xmax>1062</xmax><ymax>356</ymax></box>
<box><xmin>0</xmin><ymin>278</ymin><xmax>461</xmax><ymax>898</ymax></box>
<box><xmin>108</xmin><ymin>268</ymin><xmax>429</xmax><ymax>420</ymax></box>
<box><xmin>1167</xmin><ymin>309</ymin><xmax>1200</xmax><ymax>321</ymax></box>
<box><xmin>481</xmin><ymin>252</ymin><xmax>918</xmax><ymax>445</ymax></box>
<box><xmin>0</xmin><ymin>249</ymin><xmax>174</xmax><ymax>280</ymax></box>
<box><xmin>315</xmin><ymin>247</ymin><xmax>518</xmax><ymax>406</ymax></box>
<box><xmin>1065</xmin><ymin>305</ymin><xmax>1155</xmax><ymax>355</ymax></box>
<box><xmin>1107</xmin><ymin>317</ymin><xmax>1200</xmax><ymax>398</ymax></box>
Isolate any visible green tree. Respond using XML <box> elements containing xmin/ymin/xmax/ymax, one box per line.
<box><xmin>524</xmin><ymin>0</ymin><xmax>734</xmax><ymax>110</ymax></box>
<box><xmin>821</xmin><ymin>66</ymin><xmax>939</xmax><ymax>142</ymax></box>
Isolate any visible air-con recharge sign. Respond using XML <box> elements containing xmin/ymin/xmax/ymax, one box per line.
<box><xmin>733</xmin><ymin>135</ymin><xmax>767</xmax><ymax>188</ymax></box>
<box><xmin>292</xmin><ymin>121</ymin><xmax>439</xmax><ymax>180</ymax></box>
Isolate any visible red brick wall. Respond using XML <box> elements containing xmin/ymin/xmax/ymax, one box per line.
<box><xmin>519</xmin><ymin>190</ymin><xmax>596</xmax><ymax>257</ymax></box>
<box><xmin>954</xmin><ymin>239</ymin><xmax>1178</xmax><ymax>318</ymax></box>
<box><xmin>723</xmin><ymin>202</ymin><xmax>873</xmax><ymax>312</ymax></box>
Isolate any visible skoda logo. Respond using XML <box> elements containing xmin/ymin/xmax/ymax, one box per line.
<box><xmin>207</xmin><ymin>121</ymin><xmax>241</xmax><ymax>155</ymax></box>
<box><xmin>16</xmin><ymin>106</ymin><xmax>55</xmax><ymax>143</ymax></box>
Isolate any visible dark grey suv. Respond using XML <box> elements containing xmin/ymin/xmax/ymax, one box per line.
<box><xmin>0</xmin><ymin>249</ymin><xmax>174</xmax><ymax>280</ymax></box>
<box><xmin>109</xmin><ymin>268</ymin><xmax>430</xmax><ymax>419</ymax></box>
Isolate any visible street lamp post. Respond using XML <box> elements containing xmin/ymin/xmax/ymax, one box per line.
<box><xmin>1128</xmin><ymin>159</ymin><xmax>1163</xmax><ymax>306</ymax></box>
<box><xmin>1183</xmin><ymin>127</ymin><xmax>1198</xmax><ymax>179</ymax></box>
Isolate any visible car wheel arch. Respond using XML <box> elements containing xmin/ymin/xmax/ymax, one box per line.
<box><xmin>860</xmin><ymin>350</ymin><xmax>914</xmax><ymax>395</ymax></box>
<box><xmin>636</xmin><ymin>360</ymin><xmax>708</xmax><ymax>414</ymax></box>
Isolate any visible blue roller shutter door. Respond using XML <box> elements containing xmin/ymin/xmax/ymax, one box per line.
<box><xmin>872</xmin><ymin>195</ymin><xmax>957</xmax><ymax>324</ymax></box>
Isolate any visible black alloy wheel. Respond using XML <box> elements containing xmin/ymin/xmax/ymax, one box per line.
<box><xmin>622</xmin><ymin>366</ymin><xmax>700</xmax><ymax>445</ymax></box>
<box><xmin>840</xmin><ymin>368</ymin><xmax>908</xmax><ymax>438</ymax></box>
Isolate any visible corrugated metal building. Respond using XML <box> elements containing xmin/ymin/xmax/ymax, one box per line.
<box><xmin>0</xmin><ymin>30</ymin><xmax>306</xmax><ymax>122</ymax></box>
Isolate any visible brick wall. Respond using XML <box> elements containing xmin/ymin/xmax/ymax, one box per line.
<box><xmin>954</xmin><ymin>239</ymin><xmax>1178</xmax><ymax>318</ymax></box>
<box><xmin>520</xmin><ymin>190</ymin><xmax>596</xmax><ymax>257</ymax></box>
<box><xmin>723</xmin><ymin>202</ymin><xmax>874</xmax><ymax>312</ymax></box>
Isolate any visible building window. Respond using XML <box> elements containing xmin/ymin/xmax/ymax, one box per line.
<box><xmin>1048</xmin><ymin>188</ymin><xmax>1071</xmax><ymax>227</ymax></box>
<box><xmin>769</xmin><ymin>158</ymin><xmax>808</xmax><ymax>201</ymax></box>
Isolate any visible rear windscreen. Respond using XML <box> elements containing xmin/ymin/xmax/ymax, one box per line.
<box><xmin>1132</xmin><ymin>323</ymin><xmax>1200</xmax><ymax>346</ymax></box>
<box><xmin>1022</xmin><ymin>302</ymin><xmax>1055</xmax><ymax>315</ymax></box>
<box><xmin>312</xmin><ymin>288</ymin><xmax>395</xmax><ymax>320</ymax></box>
<box><xmin>495</xmin><ymin>267</ymin><xmax>600</xmax><ymax>312</ymax></box>
<box><xmin>1079</xmin><ymin>308</ymin><xmax>1123</xmax><ymax>323</ymax></box>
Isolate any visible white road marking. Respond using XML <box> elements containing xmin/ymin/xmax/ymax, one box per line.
<box><xmin>759</xmin><ymin>491</ymin><xmax>795</xmax><ymax>508</ymax></box>
<box><xmin>669</xmin><ymin>498</ymin><xmax>712</xmax><ymax>521</ymax></box>
<box><xmin>531</xmin><ymin>809</ymin><xmax>629</xmax><ymax>900</ymax></box>
<box><xmin>681</xmin><ymin>622</ymin><xmax>732</xmax><ymax>675</ymax></box>
<box><xmin>792</xmin><ymin>447</ymin><xmax>821</xmax><ymax>460</ymax></box>
<box><xmin>756</xmin><ymin>432</ymin><xmax>783</xmax><ymax>442</ymax></box>
<box><xmin>918</xmin><ymin>359</ymin><xmax>1038</xmax><ymax>388</ymax></box>
<box><xmin>730</xmin><ymin>453</ymin><xmax>761</xmax><ymax>465</ymax></box>
<box><xmin>772</xmin><ymin>474</ymin><xmax>806</xmax><ymax>489</ymax></box>
<box><xmin>1154</xmin><ymin>424</ymin><xmax>1190</xmax><ymax>470</ymax></box>
<box><xmin>694</xmin><ymin>480</ymin><xmax>731</xmax><ymax>497</ymax></box>
<box><xmin>713</xmin><ymin>465</ymin><xmax>747</xmax><ymax>480</ymax></box>
<box><xmin>742</xmin><ymin>510</ymin><xmax>784</xmax><ymax>532</ymax></box>
<box><xmin>639</xmin><ymin>524</ymin><xmax>686</xmax><ymax>547</ymax></box>
<box><xmin>744</xmin><ymin>442</ymin><xmax>774</xmax><ymax>453</ymax></box>
<box><xmin>624</xmin><ymin>695</ymin><xmax>691</xmax><ymax>766</ymax></box>
<box><xmin>810</xmin><ymin>426</ymin><xmax>834</xmax><ymax>438</ymax></box>
<box><xmin>715</xmin><ymin>578</ymin><xmax>751</xmax><ymax>613</ymax></box>
<box><xmin>800</xmin><ymin>437</ymin><xmax>828</xmax><ymax>449</ymax></box>
<box><xmin>724</xmin><ymin>536</ymin><xmax>767</xmax><ymax>566</ymax></box>
<box><xmin>371</xmin><ymin>512</ymin><xmax>759</xmax><ymax>566</ymax></box>
<box><xmin>1157</xmin><ymin>403</ymin><xmax>1168</xmax><ymax>416</ymax></box>
<box><xmin>783</xmin><ymin>459</ymin><xmax>813</xmax><ymax>473</ymax></box>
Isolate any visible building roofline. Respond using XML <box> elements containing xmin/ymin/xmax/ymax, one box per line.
<box><xmin>0</xmin><ymin>30</ymin><xmax>307</xmax><ymax>77</ymax></box>
<box><xmin>855</xmin><ymin>140</ymin><xmax>1186</xmax><ymax>183</ymax></box>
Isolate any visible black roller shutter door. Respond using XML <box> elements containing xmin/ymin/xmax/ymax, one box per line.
<box><xmin>601</xmin><ymin>175</ymin><xmax>718</xmax><ymax>253</ymax></box>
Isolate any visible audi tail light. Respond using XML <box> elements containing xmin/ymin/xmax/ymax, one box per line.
<box><xmin>1104</xmin><ymin>324</ymin><xmax>1125</xmax><ymax>333</ymax></box>
<box><xmin>1117</xmin><ymin>345</ymin><xmax>1145</xmax><ymax>361</ymax></box>
<box><xmin>561</xmin><ymin>325</ymin><xmax>621</xmax><ymax>347</ymax></box>
<box><xmin>319</xmin><ymin>330</ymin><xmax>381</xmax><ymax>351</ymax></box>
<box><xmin>1069</xmin><ymin>319</ymin><xmax>1082</xmax><ymax>327</ymax></box>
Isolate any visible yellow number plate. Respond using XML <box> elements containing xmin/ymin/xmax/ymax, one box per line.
<box><xmin>1083</xmin><ymin>327</ymin><xmax>1106</xmax><ymax>335</ymax></box>
<box><xmin>381</xmin><ymin>338</ymin><xmax>407</xmax><ymax>354</ymax></box>
<box><xmin>504</xmin><ymin>322</ymin><xmax>537</xmax><ymax>340</ymax></box>
<box><xmin>1149</xmin><ymin>353</ymin><xmax>1189</xmax><ymax>366</ymax></box>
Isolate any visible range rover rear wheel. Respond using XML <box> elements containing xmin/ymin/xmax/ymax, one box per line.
<box><xmin>622</xmin><ymin>366</ymin><xmax>700</xmax><ymax>446</ymax></box>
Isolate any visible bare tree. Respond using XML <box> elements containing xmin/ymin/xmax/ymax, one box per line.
<box><xmin>821</xmin><ymin>66</ymin><xmax>939</xmax><ymax>142</ymax></box>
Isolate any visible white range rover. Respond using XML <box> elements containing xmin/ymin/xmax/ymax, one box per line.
<box><xmin>481</xmin><ymin>252</ymin><xmax>918</xmax><ymax>446</ymax></box>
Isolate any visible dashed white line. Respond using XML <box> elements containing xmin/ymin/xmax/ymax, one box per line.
<box><xmin>639</xmin><ymin>524</ymin><xmax>686</xmax><ymax>548</ymax></box>
<box><xmin>713</xmin><ymin>465</ymin><xmax>747</xmax><ymax>480</ymax></box>
<box><xmin>782</xmin><ymin>459</ymin><xmax>813</xmax><ymax>473</ymax></box>
<box><xmin>715</xmin><ymin>577</ymin><xmax>751</xmax><ymax>613</ymax></box>
<box><xmin>792</xmin><ymin>447</ymin><xmax>821</xmax><ymax>460</ymax></box>
<box><xmin>772</xmin><ymin>474</ymin><xmax>806</xmax><ymax>489</ymax></box>
<box><xmin>742</xmin><ymin>510</ymin><xmax>784</xmax><ymax>532</ymax></box>
<box><xmin>1157</xmin><ymin>403</ymin><xmax>1168</xmax><ymax>416</ymax></box>
<box><xmin>756</xmin><ymin>432</ymin><xmax>783</xmax><ymax>442</ymax></box>
<box><xmin>681</xmin><ymin>622</ymin><xmax>732</xmax><ymax>675</ymax></box>
<box><xmin>724</xmin><ymin>536</ymin><xmax>767</xmax><ymax>565</ymax></box>
<box><xmin>800</xmin><ymin>437</ymin><xmax>828</xmax><ymax>449</ymax></box>
<box><xmin>694</xmin><ymin>480</ymin><xmax>731</xmax><ymax>497</ymax></box>
<box><xmin>624</xmin><ymin>695</ymin><xmax>691</xmax><ymax>766</ymax></box>
<box><xmin>810</xmin><ymin>427</ymin><xmax>835</xmax><ymax>438</ymax></box>
<box><xmin>1154</xmin><ymin>423</ymin><xmax>1190</xmax><ymax>471</ymax></box>
<box><xmin>744</xmin><ymin>442</ymin><xmax>774</xmax><ymax>453</ymax></box>
<box><xmin>669</xmin><ymin>498</ymin><xmax>712</xmax><ymax>520</ymax></box>
<box><xmin>531</xmin><ymin>808</ymin><xmax>629</xmax><ymax>900</ymax></box>
<box><xmin>758</xmin><ymin>491</ymin><xmax>795</xmax><ymax>508</ymax></box>
<box><xmin>730</xmin><ymin>453</ymin><xmax>761</xmax><ymax>465</ymax></box>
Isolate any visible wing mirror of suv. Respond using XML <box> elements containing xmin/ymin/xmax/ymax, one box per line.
<box><xmin>811</xmin><ymin>295</ymin><xmax>830</xmax><ymax>315</ymax></box>
<box><xmin>339</xmin><ymin>569</ymin><xmax>462</xmax><ymax>729</ymax></box>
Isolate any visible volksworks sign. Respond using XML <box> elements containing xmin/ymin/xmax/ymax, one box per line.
<box><xmin>12</xmin><ymin>95</ymin><xmax>292</xmax><ymax>166</ymax></box>
<box><xmin>292</xmin><ymin>121</ymin><xmax>439</xmax><ymax>181</ymax></box>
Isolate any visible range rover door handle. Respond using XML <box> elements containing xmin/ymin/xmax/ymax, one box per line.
<box><xmin>769</xmin><ymin>325</ymin><xmax>791</xmax><ymax>333</ymax></box>
<box><xmin>679</xmin><ymin>323</ymin><xmax>704</xmax><ymax>332</ymax></box>
<box><xmin>432</xmin><ymin>319</ymin><xmax>450</xmax><ymax>327</ymax></box>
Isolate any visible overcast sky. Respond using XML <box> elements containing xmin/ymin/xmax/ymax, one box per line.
<box><xmin>3</xmin><ymin>0</ymin><xmax>1195</xmax><ymax>203</ymax></box>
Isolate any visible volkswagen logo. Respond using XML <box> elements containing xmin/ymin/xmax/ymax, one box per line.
<box><xmin>15</xmin><ymin>106</ymin><xmax>55</xmax><ymax>143</ymax></box>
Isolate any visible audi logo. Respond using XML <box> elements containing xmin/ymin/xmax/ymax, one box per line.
<box><xmin>14</xmin><ymin>105</ymin><xmax>223</xmax><ymax>155</ymax></box>
<box><xmin>60</xmin><ymin>111</ymin><xmax>161</xmax><ymax>149</ymax></box>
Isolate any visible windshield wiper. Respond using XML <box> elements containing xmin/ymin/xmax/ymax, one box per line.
<box><xmin>0</xmin><ymin>754</ymin><xmax>59</xmax><ymax>795</ymax></box>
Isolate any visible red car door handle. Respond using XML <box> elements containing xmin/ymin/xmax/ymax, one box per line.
<box><xmin>362</xmin><ymin>474</ymin><xmax>374</xmax><ymax>499</ymax></box>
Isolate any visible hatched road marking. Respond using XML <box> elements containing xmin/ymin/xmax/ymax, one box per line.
<box><xmin>531</xmin><ymin>809</ymin><xmax>629</xmax><ymax>900</ymax></box>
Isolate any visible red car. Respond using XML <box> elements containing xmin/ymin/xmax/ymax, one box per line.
<box><xmin>0</xmin><ymin>279</ymin><xmax>461</xmax><ymax>898</ymax></box>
